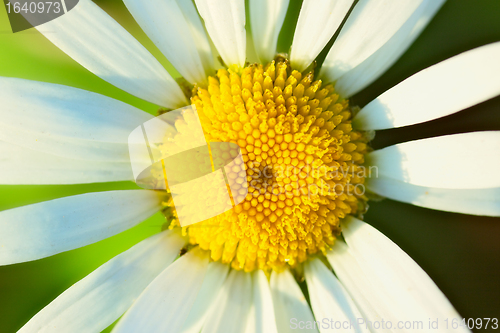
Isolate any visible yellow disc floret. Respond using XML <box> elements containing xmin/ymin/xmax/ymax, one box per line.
<box><xmin>169</xmin><ymin>60</ymin><xmax>369</xmax><ymax>272</ymax></box>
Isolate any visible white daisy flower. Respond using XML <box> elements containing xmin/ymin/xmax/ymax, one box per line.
<box><xmin>1</xmin><ymin>0</ymin><xmax>499</xmax><ymax>332</ymax></box>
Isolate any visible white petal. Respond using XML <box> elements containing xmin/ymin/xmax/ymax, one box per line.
<box><xmin>0</xmin><ymin>78</ymin><xmax>154</xmax><ymax>184</ymax></box>
<box><xmin>0</xmin><ymin>140</ymin><xmax>132</xmax><ymax>184</ymax></box>
<box><xmin>123</xmin><ymin>0</ymin><xmax>214</xmax><ymax>84</ymax></box>
<box><xmin>304</xmin><ymin>258</ymin><xmax>369</xmax><ymax>333</ymax></box>
<box><xmin>0</xmin><ymin>77</ymin><xmax>153</xmax><ymax>162</ymax></box>
<box><xmin>180</xmin><ymin>262</ymin><xmax>229</xmax><ymax>333</ymax></box>
<box><xmin>201</xmin><ymin>270</ymin><xmax>252</xmax><ymax>333</ymax></box>
<box><xmin>334</xmin><ymin>0</ymin><xmax>445</xmax><ymax>97</ymax></box>
<box><xmin>250</xmin><ymin>0</ymin><xmax>289</xmax><ymax>64</ymax></box>
<box><xmin>35</xmin><ymin>0</ymin><xmax>187</xmax><ymax>108</ymax></box>
<box><xmin>290</xmin><ymin>0</ymin><xmax>354</xmax><ymax>71</ymax></box>
<box><xmin>354</xmin><ymin>42</ymin><xmax>500</xmax><ymax>130</ymax></box>
<box><xmin>367</xmin><ymin>177</ymin><xmax>500</xmax><ymax>217</ymax></box>
<box><xmin>19</xmin><ymin>230</ymin><xmax>185</xmax><ymax>333</ymax></box>
<box><xmin>112</xmin><ymin>249</ymin><xmax>209</xmax><ymax>333</ymax></box>
<box><xmin>245</xmin><ymin>270</ymin><xmax>278</xmax><ymax>333</ymax></box>
<box><xmin>244</xmin><ymin>302</ymin><xmax>257</xmax><ymax>333</ymax></box>
<box><xmin>321</xmin><ymin>0</ymin><xmax>424</xmax><ymax>82</ymax></box>
<box><xmin>195</xmin><ymin>0</ymin><xmax>246</xmax><ymax>67</ymax></box>
<box><xmin>367</xmin><ymin>131</ymin><xmax>500</xmax><ymax>189</ymax></box>
<box><xmin>326</xmin><ymin>242</ymin><xmax>392</xmax><ymax>333</ymax></box>
<box><xmin>270</xmin><ymin>270</ymin><xmax>318</xmax><ymax>333</ymax></box>
<box><xmin>340</xmin><ymin>216</ymin><xmax>470</xmax><ymax>332</ymax></box>
<box><xmin>0</xmin><ymin>190</ymin><xmax>165</xmax><ymax>265</ymax></box>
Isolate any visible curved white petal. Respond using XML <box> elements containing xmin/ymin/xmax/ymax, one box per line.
<box><xmin>201</xmin><ymin>269</ymin><xmax>252</xmax><ymax>333</ymax></box>
<box><xmin>0</xmin><ymin>140</ymin><xmax>132</xmax><ymax>184</ymax></box>
<box><xmin>305</xmin><ymin>258</ymin><xmax>369</xmax><ymax>333</ymax></box>
<box><xmin>123</xmin><ymin>0</ymin><xmax>214</xmax><ymax>84</ymax></box>
<box><xmin>326</xmin><ymin>242</ymin><xmax>392</xmax><ymax>333</ymax></box>
<box><xmin>245</xmin><ymin>270</ymin><xmax>278</xmax><ymax>333</ymax></box>
<box><xmin>35</xmin><ymin>0</ymin><xmax>187</xmax><ymax>108</ymax></box>
<box><xmin>0</xmin><ymin>77</ymin><xmax>153</xmax><ymax>162</ymax></box>
<box><xmin>244</xmin><ymin>303</ymin><xmax>257</xmax><ymax>333</ymax></box>
<box><xmin>367</xmin><ymin>131</ymin><xmax>500</xmax><ymax>189</ymax></box>
<box><xmin>250</xmin><ymin>0</ymin><xmax>289</xmax><ymax>64</ymax></box>
<box><xmin>335</xmin><ymin>0</ymin><xmax>445</xmax><ymax>97</ymax></box>
<box><xmin>270</xmin><ymin>270</ymin><xmax>319</xmax><ymax>333</ymax></box>
<box><xmin>367</xmin><ymin>177</ymin><xmax>500</xmax><ymax>217</ymax></box>
<box><xmin>321</xmin><ymin>0</ymin><xmax>425</xmax><ymax>82</ymax></box>
<box><xmin>180</xmin><ymin>262</ymin><xmax>229</xmax><ymax>333</ymax></box>
<box><xmin>290</xmin><ymin>0</ymin><xmax>354</xmax><ymax>71</ymax></box>
<box><xmin>112</xmin><ymin>250</ymin><xmax>209</xmax><ymax>333</ymax></box>
<box><xmin>339</xmin><ymin>216</ymin><xmax>470</xmax><ymax>332</ymax></box>
<box><xmin>19</xmin><ymin>230</ymin><xmax>185</xmax><ymax>333</ymax></box>
<box><xmin>0</xmin><ymin>190</ymin><xmax>165</xmax><ymax>265</ymax></box>
<box><xmin>354</xmin><ymin>42</ymin><xmax>500</xmax><ymax>130</ymax></box>
<box><xmin>195</xmin><ymin>0</ymin><xmax>246</xmax><ymax>67</ymax></box>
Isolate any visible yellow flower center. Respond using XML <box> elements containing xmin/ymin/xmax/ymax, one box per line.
<box><xmin>168</xmin><ymin>60</ymin><xmax>370</xmax><ymax>272</ymax></box>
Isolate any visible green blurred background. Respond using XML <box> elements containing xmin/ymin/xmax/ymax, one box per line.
<box><xmin>0</xmin><ymin>0</ymin><xmax>499</xmax><ymax>332</ymax></box>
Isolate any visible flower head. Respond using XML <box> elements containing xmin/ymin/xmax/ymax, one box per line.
<box><xmin>0</xmin><ymin>0</ymin><xmax>499</xmax><ymax>332</ymax></box>
<box><xmin>176</xmin><ymin>61</ymin><xmax>371</xmax><ymax>272</ymax></box>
